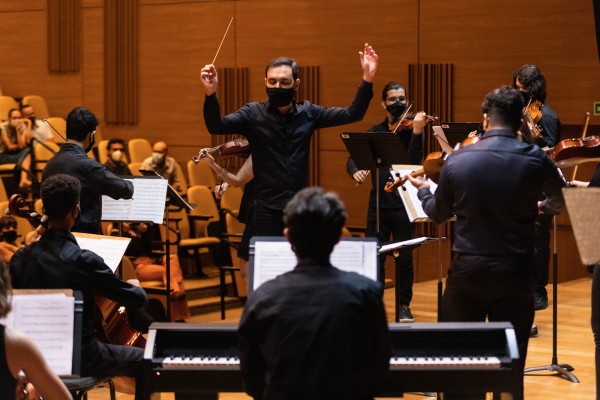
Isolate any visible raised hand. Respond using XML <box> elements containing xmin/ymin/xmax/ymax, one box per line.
<box><xmin>200</xmin><ymin>64</ymin><xmax>219</xmax><ymax>95</ymax></box>
<box><xmin>359</xmin><ymin>43</ymin><xmax>378</xmax><ymax>83</ymax></box>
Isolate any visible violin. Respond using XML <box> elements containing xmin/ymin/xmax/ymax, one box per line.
<box><xmin>547</xmin><ymin>135</ymin><xmax>600</xmax><ymax>167</ymax></box>
<box><xmin>192</xmin><ymin>138</ymin><xmax>250</xmax><ymax>163</ymax></box>
<box><xmin>384</xmin><ymin>135</ymin><xmax>480</xmax><ymax>192</ymax></box>
<box><xmin>395</xmin><ymin>113</ymin><xmax>439</xmax><ymax>131</ymax></box>
<box><xmin>521</xmin><ymin>98</ymin><xmax>543</xmax><ymax>142</ymax></box>
<box><xmin>7</xmin><ymin>194</ymin><xmax>146</xmax><ymax>349</ymax></box>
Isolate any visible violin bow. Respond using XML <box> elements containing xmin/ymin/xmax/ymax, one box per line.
<box><xmin>571</xmin><ymin>112</ymin><xmax>590</xmax><ymax>182</ymax></box>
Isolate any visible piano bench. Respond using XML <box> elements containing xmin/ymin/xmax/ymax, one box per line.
<box><xmin>62</xmin><ymin>376</ymin><xmax>116</xmax><ymax>400</ymax></box>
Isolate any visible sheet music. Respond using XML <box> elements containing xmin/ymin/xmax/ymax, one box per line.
<box><xmin>390</xmin><ymin>165</ymin><xmax>438</xmax><ymax>222</ymax></box>
<box><xmin>0</xmin><ymin>294</ymin><xmax>74</xmax><ymax>375</ymax></box>
<box><xmin>102</xmin><ymin>178</ymin><xmax>168</xmax><ymax>223</ymax></box>
<box><xmin>432</xmin><ymin>126</ymin><xmax>455</xmax><ymax>154</ymax></box>
<box><xmin>73</xmin><ymin>232</ymin><xmax>131</xmax><ymax>272</ymax></box>
<box><xmin>379</xmin><ymin>237</ymin><xmax>434</xmax><ymax>253</ymax></box>
<box><xmin>252</xmin><ymin>239</ymin><xmax>378</xmax><ymax>292</ymax></box>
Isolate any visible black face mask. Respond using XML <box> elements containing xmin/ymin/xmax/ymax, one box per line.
<box><xmin>2</xmin><ymin>230</ymin><xmax>17</xmax><ymax>243</ymax></box>
<box><xmin>386</xmin><ymin>102</ymin><xmax>407</xmax><ymax>119</ymax></box>
<box><xmin>266</xmin><ymin>87</ymin><xmax>295</xmax><ymax>107</ymax></box>
<box><xmin>519</xmin><ymin>90</ymin><xmax>531</xmax><ymax>105</ymax></box>
<box><xmin>28</xmin><ymin>116</ymin><xmax>36</xmax><ymax>126</ymax></box>
<box><xmin>84</xmin><ymin>132</ymin><xmax>95</xmax><ymax>153</ymax></box>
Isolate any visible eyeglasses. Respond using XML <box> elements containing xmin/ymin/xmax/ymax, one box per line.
<box><xmin>385</xmin><ymin>96</ymin><xmax>407</xmax><ymax>105</ymax></box>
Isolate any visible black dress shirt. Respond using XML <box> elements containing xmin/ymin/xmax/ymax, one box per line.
<box><xmin>346</xmin><ymin>120</ymin><xmax>423</xmax><ymax>209</ymax></box>
<box><xmin>238</xmin><ymin>259</ymin><xmax>390</xmax><ymax>400</ymax></box>
<box><xmin>42</xmin><ymin>144</ymin><xmax>134</xmax><ymax>233</ymax></box>
<box><xmin>204</xmin><ymin>81</ymin><xmax>373</xmax><ymax>210</ymax></box>
<box><xmin>417</xmin><ymin>129</ymin><xmax>565</xmax><ymax>256</ymax></box>
<box><xmin>9</xmin><ymin>229</ymin><xmax>148</xmax><ymax>351</ymax></box>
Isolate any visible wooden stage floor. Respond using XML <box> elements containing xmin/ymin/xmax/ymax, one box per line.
<box><xmin>90</xmin><ymin>276</ymin><xmax>595</xmax><ymax>399</ymax></box>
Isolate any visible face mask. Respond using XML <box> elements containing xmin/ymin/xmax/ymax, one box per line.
<box><xmin>519</xmin><ymin>90</ymin><xmax>530</xmax><ymax>104</ymax></box>
<box><xmin>152</xmin><ymin>152</ymin><xmax>165</xmax><ymax>165</ymax></box>
<box><xmin>386</xmin><ymin>102</ymin><xmax>407</xmax><ymax>119</ymax></box>
<box><xmin>111</xmin><ymin>150</ymin><xmax>123</xmax><ymax>163</ymax></box>
<box><xmin>84</xmin><ymin>132</ymin><xmax>95</xmax><ymax>153</ymax></box>
<box><xmin>9</xmin><ymin>119</ymin><xmax>20</xmax><ymax>127</ymax></box>
<box><xmin>266</xmin><ymin>87</ymin><xmax>295</xmax><ymax>107</ymax></box>
<box><xmin>28</xmin><ymin>116</ymin><xmax>36</xmax><ymax>125</ymax></box>
<box><xmin>2</xmin><ymin>230</ymin><xmax>17</xmax><ymax>243</ymax></box>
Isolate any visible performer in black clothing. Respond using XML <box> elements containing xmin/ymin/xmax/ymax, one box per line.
<box><xmin>201</xmin><ymin>43</ymin><xmax>378</xmax><ymax>237</ymax></box>
<box><xmin>513</xmin><ymin>64</ymin><xmax>561</xmax><ymax>312</ymax></box>
<box><xmin>238</xmin><ymin>187</ymin><xmax>390</xmax><ymax>400</ymax></box>
<box><xmin>42</xmin><ymin>107</ymin><xmax>133</xmax><ymax>234</ymax></box>
<box><xmin>407</xmin><ymin>86</ymin><xmax>565</xmax><ymax>400</ymax></box>
<box><xmin>9</xmin><ymin>174</ymin><xmax>149</xmax><ymax>400</ymax></box>
<box><xmin>346</xmin><ymin>81</ymin><xmax>425</xmax><ymax>322</ymax></box>
<box><xmin>103</xmin><ymin>138</ymin><xmax>132</xmax><ymax>176</ymax></box>
<box><xmin>571</xmin><ymin>164</ymin><xmax>600</xmax><ymax>399</ymax></box>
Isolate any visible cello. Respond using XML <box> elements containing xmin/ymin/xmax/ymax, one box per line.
<box><xmin>6</xmin><ymin>194</ymin><xmax>146</xmax><ymax>348</ymax></box>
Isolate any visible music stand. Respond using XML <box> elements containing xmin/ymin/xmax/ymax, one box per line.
<box><xmin>340</xmin><ymin>132</ymin><xmax>411</xmax><ymax>235</ymax></box>
<box><xmin>140</xmin><ymin>170</ymin><xmax>195</xmax><ymax>321</ymax></box>
<box><xmin>439</xmin><ymin>122</ymin><xmax>481</xmax><ymax>148</ymax></box>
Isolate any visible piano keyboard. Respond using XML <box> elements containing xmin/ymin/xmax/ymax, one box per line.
<box><xmin>390</xmin><ymin>356</ymin><xmax>501</xmax><ymax>369</ymax></box>
<box><xmin>162</xmin><ymin>356</ymin><xmax>240</xmax><ymax>369</ymax></box>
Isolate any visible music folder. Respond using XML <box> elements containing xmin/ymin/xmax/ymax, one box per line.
<box><xmin>248</xmin><ymin>237</ymin><xmax>379</xmax><ymax>294</ymax></box>
<box><xmin>562</xmin><ymin>187</ymin><xmax>600</xmax><ymax>265</ymax></box>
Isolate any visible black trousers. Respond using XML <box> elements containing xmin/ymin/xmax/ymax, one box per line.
<box><xmin>82</xmin><ymin>341</ymin><xmax>145</xmax><ymax>400</ymax></box>
<box><xmin>441</xmin><ymin>253</ymin><xmax>535</xmax><ymax>400</ymax></box>
<box><xmin>252</xmin><ymin>200</ymin><xmax>285</xmax><ymax>238</ymax></box>
<box><xmin>592</xmin><ymin>265</ymin><xmax>600</xmax><ymax>400</ymax></box>
<box><xmin>367</xmin><ymin>206</ymin><xmax>414</xmax><ymax>305</ymax></box>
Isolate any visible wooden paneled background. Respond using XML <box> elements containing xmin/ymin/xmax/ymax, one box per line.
<box><xmin>1</xmin><ymin>0</ymin><xmax>598</xmax><ymax>282</ymax></box>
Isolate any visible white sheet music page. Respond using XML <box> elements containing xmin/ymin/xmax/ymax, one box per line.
<box><xmin>101</xmin><ymin>177</ymin><xmax>168</xmax><ymax>223</ymax></box>
<box><xmin>0</xmin><ymin>294</ymin><xmax>74</xmax><ymax>375</ymax></box>
<box><xmin>73</xmin><ymin>232</ymin><xmax>131</xmax><ymax>272</ymax></box>
<box><xmin>252</xmin><ymin>239</ymin><xmax>378</xmax><ymax>292</ymax></box>
<box><xmin>389</xmin><ymin>165</ymin><xmax>438</xmax><ymax>222</ymax></box>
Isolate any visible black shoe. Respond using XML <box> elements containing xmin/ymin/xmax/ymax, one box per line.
<box><xmin>534</xmin><ymin>293</ymin><xmax>548</xmax><ymax>311</ymax></box>
<box><xmin>530</xmin><ymin>323</ymin><xmax>538</xmax><ymax>337</ymax></box>
<box><xmin>399</xmin><ymin>305</ymin><xmax>415</xmax><ymax>323</ymax></box>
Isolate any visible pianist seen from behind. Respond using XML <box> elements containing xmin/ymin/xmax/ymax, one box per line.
<box><xmin>238</xmin><ymin>187</ymin><xmax>390</xmax><ymax>400</ymax></box>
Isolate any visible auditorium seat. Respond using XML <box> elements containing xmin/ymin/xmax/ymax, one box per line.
<box><xmin>128</xmin><ymin>138</ymin><xmax>152</xmax><ymax>163</ymax></box>
<box><xmin>0</xmin><ymin>96</ymin><xmax>19</xmax><ymax>121</ymax></box>
<box><xmin>44</xmin><ymin>117</ymin><xmax>66</xmax><ymax>143</ymax></box>
<box><xmin>187</xmin><ymin>159</ymin><xmax>217</xmax><ymax>189</ymax></box>
<box><xmin>21</xmin><ymin>95</ymin><xmax>50</xmax><ymax>119</ymax></box>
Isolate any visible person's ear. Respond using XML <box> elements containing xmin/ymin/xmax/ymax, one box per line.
<box><xmin>381</xmin><ymin>100</ymin><xmax>387</xmax><ymax>110</ymax></box>
<box><xmin>294</xmin><ymin>79</ymin><xmax>300</xmax><ymax>89</ymax></box>
<box><xmin>283</xmin><ymin>227</ymin><xmax>291</xmax><ymax>243</ymax></box>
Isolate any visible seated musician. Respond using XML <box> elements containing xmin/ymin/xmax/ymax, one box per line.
<box><xmin>9</xmin><ymin>174</ymin><xmax>150</xmax><ymax>400</ymax></box>
<box><xmin>407</xmin><ymin>86</ymin><xmax>565</xmax><ymax>400</ymax></box>
<box><xmin>238</xmin><ymin>187</ymin><xmax>390</xmax><ymax>400</ymax></box>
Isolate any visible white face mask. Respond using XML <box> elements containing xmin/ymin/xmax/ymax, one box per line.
<box><xmin>111</xmin><ymin>150</ymin><xmax>123</xmax><ymax>162</ymax></box>
<box><xmin>152</xmin><ymin>152</ymin><xmax>165</xmax><ymax>164</ymax></box>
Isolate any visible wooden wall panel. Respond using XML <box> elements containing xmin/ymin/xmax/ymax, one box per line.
<box><xmin>48</xmin><ymin>0</ymin><xmax>81</xmax><ymax>73</ymax></box>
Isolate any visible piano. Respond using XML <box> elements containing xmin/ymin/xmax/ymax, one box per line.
<box><xmin>144</xmin><ymin>321</ymin><xmax>520</xmax><ymax>399</ymax></box>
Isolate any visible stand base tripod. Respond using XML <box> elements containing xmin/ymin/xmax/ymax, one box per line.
<box><xmin>524</xmin><ymin>363</ymin><xmax>579</xmax><ymax>383</ymax></box>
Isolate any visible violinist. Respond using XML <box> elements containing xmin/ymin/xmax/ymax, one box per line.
<box><xmin>346</xmin><ymin>81</ymin><xmax>426</xmax><ymax>323</ymax></box>
<box><xmin>196</xmin><ymin>150</ymin><xmax>255</xmax><ymax>289</ymax></box>
<box><xmin>512</xmin><ymin>64</ymin><xmax>561</xmax><ymax>315</ymax></box>
<box><xmin>406</xmin><ymin>86</ymin><xmax>565</xmax><ymax>400</ymax></box>
<box><xmin>201</xmin><ymin>43</ymin><xmax>378</xmax><ymax>238</ymax></box>
<box><xmin>9</xmin><ymin>174</ymin><xmax>150</xmax><ymax>400</ymax></box>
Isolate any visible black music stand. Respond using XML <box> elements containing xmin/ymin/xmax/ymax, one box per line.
<box><xmin>524</xmin><ymin>216</ymin><xmax>579</xmax><ymax>383</ymax></box>
<box><xmin>439</xmin><ymin>122</ymin><xmax>481</xmax><ymax>147</ymax></box>
<box><xmin>140</xmin><ymin>170</ymin><xmax>195</xmax><ymax>322</ymax></box>
<box><xmin>341</xmin><ymin>132</ymin><xmax>411</xmax><ymax>235</ymax></box>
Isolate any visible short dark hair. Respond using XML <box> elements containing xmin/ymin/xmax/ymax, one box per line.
<box><xmin>41</xmin><ymin>174</ymin><xmax>80</xmax><ymax>221</ymax></box>
<box><xmin>0</xmin><ymin>216</ymin><xmax>17</xmax><ymax>231</ymax></box>
<box><xmin>265</xmin><ymin>57</ymin><xmax>299</xmax><ymax>81</ymax></box>
<box><xmin>283</xmin><ymin>187</ymin><xmax>347</xmax><ymax>262</ymax></box>
<box><xmin>0</xmin><ymin>262</ymin><xmax>12</xmax><ymax>318</ymax></box>
<box><xmin>481</xmin><ymin>85</ymin><xmax>524</xmax><ymax>131</ymax></box>
<box><xmin>107</xmin><ymin>138</ymin><xmax>126</xmax><ymax>151</ymax></box>
<box><xmin>381</xmin><ymin>81</ymin><xmax>406</xmax><ymax>101</ymax></box>
<box><xmin>512</xmin><ymin>64</ymin><xmax>547</xmax><ymax>103</ymax></box>
<box><xmin>66</xmin><ymin>107</ymin><xmax>99</xmax><ymax>141</ymax></box>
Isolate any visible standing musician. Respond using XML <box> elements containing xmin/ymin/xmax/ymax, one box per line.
<box><xmin>347</xmin><ymin>81</ymin><xmax>426</xmax><ymax>322</ymax></box>
<box><xmin>200</xmin><ymin>43</ymin><xmax>378</xmax><ymax>238</ymax></box>
<box><xmin>406</xmin><ymin>86</ymin><xmax>565</xmax><ymax>400</ymax></box>
<box><xmin>512</xmin><ymin>64</ymin><xmax>561</xmax><ymax>316</ymax></box>
<box><xmin>9</xmin><ymin>174</ymin><xmax>150</xmax><ymax>400</ymax></box>
<box><xmin>42</xmin><ymin>107</ymin><xmax>134</xmax><ymax>234</ymax></box>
